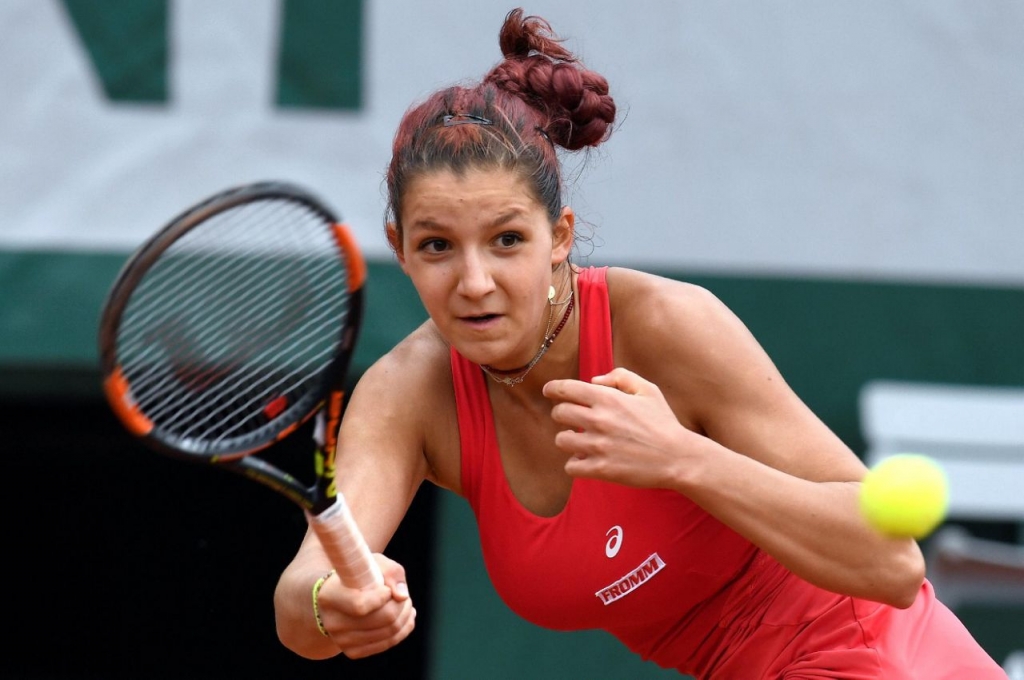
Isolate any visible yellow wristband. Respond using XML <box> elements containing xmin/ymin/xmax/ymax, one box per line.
<box><xmin>311</xmin><ymin>569</ymin><xmax>336</xmax><ymax>637</ymax></box>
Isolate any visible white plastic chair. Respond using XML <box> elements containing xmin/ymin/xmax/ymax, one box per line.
<box><xmin>859</xmin><ymin>380</ymin><xmax>1024</xmax><ymax>671</ymax></box>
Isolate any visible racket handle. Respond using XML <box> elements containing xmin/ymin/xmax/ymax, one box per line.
<box><xmin>307</xmin><ymin>495</ymin><xmax>385</xmax><ymax>589</ymax></box>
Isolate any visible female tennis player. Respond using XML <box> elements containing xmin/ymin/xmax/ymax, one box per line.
<box><xmin>273</xmin><ymin>8</ymin><xmax>1005</xmax><ymax>677</ymax></box>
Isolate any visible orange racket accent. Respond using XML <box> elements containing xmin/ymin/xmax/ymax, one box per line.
<box><xmin>275</xmin><ymin>420</ymin><xmax>301</xmax><ymax>442</ymax></box>
<box><xmin>323</xmin><ymin>391</ymin><xmax>345</xmax><ymax>462</ymax></box>
<box><xmin>332</xmin><ymin>223</ymin><xmax>366</xmax><ymax>292</ymax></box>
<box><xmin>104</xmin><ymin>367</ymin><xmax>154</xmax><ymax>436</ymax></box>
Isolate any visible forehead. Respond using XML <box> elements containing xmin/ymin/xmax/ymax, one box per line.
<box><xmin>402</xmin><ymin>167</ymin><xmax>542</xmax><ymax>217</ymax></box>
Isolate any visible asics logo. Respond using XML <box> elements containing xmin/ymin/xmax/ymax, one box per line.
<box><xmin>605</xmin><ymin>525</ymin><xmax>623</xmax><ymax>558</ymax></box>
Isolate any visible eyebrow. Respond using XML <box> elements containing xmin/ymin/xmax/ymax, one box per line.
<box><xmin>407</xmin><ymin>208</ymin><xmax>527</xmax><ymax>233</ymax></box>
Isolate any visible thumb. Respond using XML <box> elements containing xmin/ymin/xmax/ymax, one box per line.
<box><xmin>377</xmin><ymin>555</ymin><xmax>411</xmax><ymax>601</ymax></box>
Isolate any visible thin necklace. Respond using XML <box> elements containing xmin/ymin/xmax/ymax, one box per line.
<box><xmin>481</xmin><ymin>292</ymin><xmax>575</xmax><ymax>387</ymax></box>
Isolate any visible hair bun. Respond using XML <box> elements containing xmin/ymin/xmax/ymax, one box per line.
<box><xmin>487</xmin><ymin>9</ymin><xmax>616</xmax><ymax>150</ymax></box>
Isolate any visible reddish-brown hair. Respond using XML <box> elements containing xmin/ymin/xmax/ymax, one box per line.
<box><xmin>385</xmin><ymin>8</ymin><xmax>616</xmax><ymax>247</ymax></box>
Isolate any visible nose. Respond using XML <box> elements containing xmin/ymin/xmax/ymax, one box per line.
<box><xmin>456</xmin><ymin>250</ymin><xmax>496</xmax><ymax>300</ymax></box>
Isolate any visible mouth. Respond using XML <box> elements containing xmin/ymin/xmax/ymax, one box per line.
<box><xmin>460</xmin><ymin>313</ymin><xmax>501</xmax><ymax>328</ymax></box>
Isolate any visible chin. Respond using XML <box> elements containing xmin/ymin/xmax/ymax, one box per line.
<box><xmin>456</xmin><ymin>343</ymin><xmax>518</xmax><ymax>369</ymax></box>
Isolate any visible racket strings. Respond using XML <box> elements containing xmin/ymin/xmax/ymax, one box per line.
<box><xmin>116</xmin><ymin>199</ymin><xmax>351</xmax><ymax>448</ymax></box>
<box><xmin>122</xmin><ymin>201</ymin><xmax>305</xmax><ymax>357</ymax></box>
<box><xmin>120</xmin><ymin>202</ymin><xmax>301</xmax><ymax>383</ymax></box>
<box><xmin>156</xmin><ymin>289</ymin><xmax>345</xmax><ymax>441</ymax></box>
<box><xmin>130</xmin><ymin>231</ymin><xmax>347</xmax><ymax>439</ymax></box>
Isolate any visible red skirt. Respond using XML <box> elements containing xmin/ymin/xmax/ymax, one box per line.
<box><xmin>700</xmin><ymin>558</ymin><xmax>1005</xmax><ymax>679</ymax></box>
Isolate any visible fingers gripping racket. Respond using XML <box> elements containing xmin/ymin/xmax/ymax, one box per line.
<box><xmin>99</xmin><ymin>181</ymin><xmax>384</xmax><ymax>589</ymax></box>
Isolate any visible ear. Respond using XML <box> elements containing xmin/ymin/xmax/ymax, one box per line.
<box><xmin>386</xmin><ymin>222</ymin><xmax>408</xmax><ymax>270</ymax></box>
<box><xmin>551</xmin><ymin>206</ymin><xmax>575</xmax><ymax>266</ymax></box>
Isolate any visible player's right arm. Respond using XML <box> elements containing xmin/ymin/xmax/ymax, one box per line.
<box><xmin>274</xmin><ymin>322</ymin><xmax>452</xmax><ymax>659</ymax></box>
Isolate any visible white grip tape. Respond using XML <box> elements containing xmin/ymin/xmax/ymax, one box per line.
<box><xmin>308</xmin><ymin>495</ymin><xmax>384</xmax><ymax>589</ymax></box>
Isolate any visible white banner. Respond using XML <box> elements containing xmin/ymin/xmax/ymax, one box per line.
<box><xmin>1</xmin><ymin>0</ymin><xmax>1022</xmax><ymax>285</ymax></box>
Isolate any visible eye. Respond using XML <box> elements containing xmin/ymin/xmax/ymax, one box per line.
<box><xmin>496</xmin><ymin>232</ymin><xmax>523</xmax><ymax>248</ymax></box>
<box><xmin>417</xmin><ymin>238</ymin><xmax>449</xmax><ymax>254</ymax></box>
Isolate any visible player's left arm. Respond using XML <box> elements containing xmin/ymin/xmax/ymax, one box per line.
<box><xmin>546</xmin><ymin>268</ymin><xmax>925</xmax><ymax>607</ymax></box>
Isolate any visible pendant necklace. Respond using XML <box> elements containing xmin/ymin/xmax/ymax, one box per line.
<box><xmin>481</xmin><ymin>288</ymin><xmax>574</xmax><ymax>387</ymax></box>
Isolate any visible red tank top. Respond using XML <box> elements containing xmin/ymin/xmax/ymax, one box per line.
<box><xmin>450</xmin><ymin>267</ymin><xmax>1004</xmax><ymax>678</ymax></box>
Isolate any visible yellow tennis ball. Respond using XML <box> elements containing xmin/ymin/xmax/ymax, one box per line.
<box><xmin>859</xmin><ymin>454</ymin><xmax>949</xmax><ymax>539</ymax></box>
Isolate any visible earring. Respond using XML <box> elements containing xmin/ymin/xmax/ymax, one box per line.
<box><xmin>548</xmin><ymin>285</ymin><xmax>556</xmax><ymax>302</ymax></box>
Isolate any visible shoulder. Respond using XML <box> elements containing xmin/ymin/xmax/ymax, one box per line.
<box><xmin>345</xmin><ymin>320</ymin><xmax>461</xmax><ymax>489</ymax></box>
<box><xmin>604</xmin><ymin>266</ymin><xmax>740</xmax><ymax>346</ymax></box>
<box><xmin>362</xmin><ymin>319</ymin><xmax>451</xmax><ymax>389</ymax></box>
<box><xmin>353</xmin><ymin>319</ymin><xmax>454</xmax><ymax>427</ymax></box>
<box><xmin>604</xmin><ymin>266</ymin><xmax>714</xmax><ymax>303</ymax></box>
<box><xmin>603</xmin><ymin>266</ymin><xmax>769</xmax><ymax>400</ymax></box>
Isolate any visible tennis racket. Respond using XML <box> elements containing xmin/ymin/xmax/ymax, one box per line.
<box><xmin>98</xmin><ymin>180</ymin><xmax>383</xmax><ymax>589</ymax></box>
